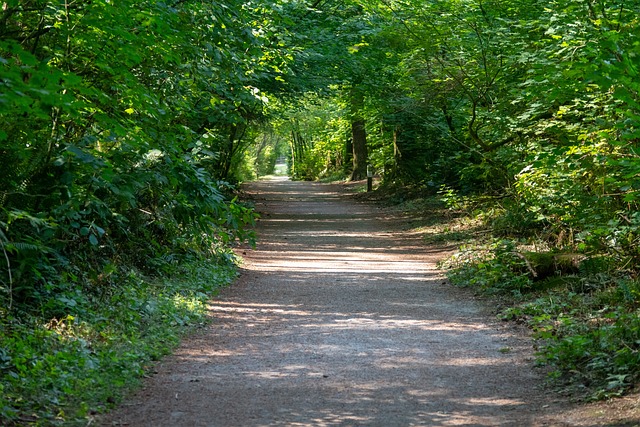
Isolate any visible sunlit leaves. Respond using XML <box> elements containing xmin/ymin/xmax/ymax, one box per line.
<box><xmin>285</xmin><ymin>0</ymin><xmax>640</xmax><ymax>263</ymax></box>
<box><xmin>0</xmin><ymin>0</ymin><xmax>289</xmax><ymax>313</ymax></box>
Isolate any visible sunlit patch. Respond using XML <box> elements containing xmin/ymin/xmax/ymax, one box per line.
<box><xmin>175</xmin><ymin>181</ymin><xmax>550</xmax><ymax>426</ymax></box>
<box><xmin>456</xmin><ymin>397</ymin><xmax>525</xmax><ymax>406</ymax></box>
<box><xmin>242</xmin><ymin>249</ymin><xmax>438</xmax><ymax>274</ymax></box>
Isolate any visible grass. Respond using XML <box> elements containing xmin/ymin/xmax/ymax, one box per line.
<box><xmin>0</xmin><ymin>260</ymin><xmax>237</xmax><ymax>426</ymax></box>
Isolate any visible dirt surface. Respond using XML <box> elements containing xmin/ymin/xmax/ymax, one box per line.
<box><xmin>103</xmin><ymin>178</ymin><xmax>640</xmax><ymax>426</ymax></box>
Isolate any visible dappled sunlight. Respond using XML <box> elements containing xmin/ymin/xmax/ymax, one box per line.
<box><xmin>251</xmin><ymin>188</ymin><xmax>344</xmax><ymax>201</ymax></box>
<box><xmin>251</xmin><ymin>242</ymin><xmax>436</xmax><ymax>255</ymax></box>
<box><xmin>202</xmin><ymin>180</ymin><xmax>543</xmax><ymax>425</ymax></box>
<box><xmin>244</xmin><ymin>260</ymin><xmax>436</xmax><ymax>274</ymax></box>
<box><xmin>196</xmin><ymin>297</ymin><xmax>523</xmax><ymax>397</ymax></box>
<box><xmin>209</xmin><ymin>301</ymin><xmax>487</xmax><ymax>334</ymax></box>
<box><xmin>111</xmin><ymin>180</ymin><xmax>554</xmax><ymax>427</ymax></box>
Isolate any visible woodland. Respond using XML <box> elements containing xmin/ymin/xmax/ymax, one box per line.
<box><xmin>1</xmin><ymin>0</ymin><xmax>640</xmax><ymax>424</ymax></box>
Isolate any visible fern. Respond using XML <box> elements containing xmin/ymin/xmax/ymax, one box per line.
<box><xmin>0</xmin><ymin>144</ymin><xmax>52</xmax><ymax>212</ymax></box>
<box><xmin>4</xmin><ymin>242</ymin><xmax>45</xmax><ymax>253</ymax></box>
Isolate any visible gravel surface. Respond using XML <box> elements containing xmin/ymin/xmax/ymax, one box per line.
<box><xmin>102</xmin><ymin>177</ymin><xmax>639</xmax><ymax>426</ymax></box>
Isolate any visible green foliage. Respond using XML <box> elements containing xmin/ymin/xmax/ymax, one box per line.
<box><xmin>445</xmin><ymin>236</ymin><xmax>640</xmax><ymax>399</ymax></box>
<box><xmin>282</xmin><ymin>95</ymin><xmax>350</xmax><ymax>181</ymax></box>
<box><xmin>498</xmin><ymin>278</ymin><xmax>640</xmax><ymax>400</ymax></box>
<box><xmin>0</xmin><ymin>261</ymin><xmax>236</xmax><ymax>426</ymax></box>
<box><xmin>0</xmin><ymin>0</ymin><xmax>275</xmax><ymax>423</ymax></box>
<box><xmin>0</xmin><ymin>0</ymin><xmax>270</xmax><ymax>310</ymax></box>
<box><xmin>443</xmin><ymin>239</ymin><xmax>533</xmax><ymax>295</ymax></box>
<box><xmin>248</xmin><ymin>124</ymin><xmax>288</xmax><ymax>178</ymax></box>
<box><xmin>3</xmin><ymin>0</ymin><xmax>640</xmax><ymax>413</ymax></box>
<box><xmin>290</xmin><ymin>0</ymin><xmax>640</xmax><ymax>269</ymax></box>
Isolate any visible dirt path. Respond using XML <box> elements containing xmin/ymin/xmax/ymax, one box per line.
<box><xmin>104</xmin><ymin>178</ymin><xmax>607</xmax><ymax>426</ymax></box>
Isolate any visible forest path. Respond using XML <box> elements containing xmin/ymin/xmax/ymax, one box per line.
<box><xmin>104</xmin><ymin>178</ymin><xmax>582</xmax><ymax>426</ymax></box>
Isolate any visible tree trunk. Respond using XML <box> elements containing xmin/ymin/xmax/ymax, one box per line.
<box><xmin>350</xmin><ymin>118</ymin><xmax>367</xmax><ymax>180</ymax></box>
<box><xmin>344</xmin><ymin>131</ymin><xmax>353</xmax><ymax>175</ymax></box>
<box><xmin>349</xmin><ymin>87</ymin><xmax>367</xmax><ymax>181</ymax></box>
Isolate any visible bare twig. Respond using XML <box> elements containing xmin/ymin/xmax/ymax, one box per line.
<box><xmin>0</xmin><ymin>233</ymin><xmax>13</xmax><ymax>310</ymax></box>
<box><xmin>513</xmin><ymin>252</ymin><xmax>538</xmax><ymax>278</ymax></box>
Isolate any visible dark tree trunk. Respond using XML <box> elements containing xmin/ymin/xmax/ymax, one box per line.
<box><xmin>344</xmin><ymin>131</ymin><xmax>353</xmax><ymax>175</ymax></box>
<box><xmin>349</xmin><ymin>86</ymin><xmax>367</xmax><ymax>181</ymax></box>
<box><xmin>350</xmin><ymin>117</ymin><xmax>367</xmax><ymax>180</ymax></box>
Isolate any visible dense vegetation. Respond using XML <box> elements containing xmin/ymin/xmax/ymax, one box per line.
<box><xmin>0</xmin><ymin>0</ymin><xmax>272</xmax><ymax>424</ymax></box>
<box><xmin>2</xmin><ymin>0</ymin><xmax>640</xmax><ymax>424</ymax></box>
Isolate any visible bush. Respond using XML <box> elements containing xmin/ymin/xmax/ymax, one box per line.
<box><xmin>442</xmin><ymin>239</ymin><xmax>533</xmax><ymax>295</ymax></box>
<box><xmin>0</xmin><ymin>261</ymin><xmax>236</xmax><ymax>426</ymax></box>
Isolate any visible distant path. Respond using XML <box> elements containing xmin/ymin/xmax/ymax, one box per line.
<box><xmin>104</xmin><ymin>178</ymin><xmax>582</xmax><ymax>426</ymax></box>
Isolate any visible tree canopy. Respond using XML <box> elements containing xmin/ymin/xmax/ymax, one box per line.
<box><xmin>2</xmin><ymin>0</ymin><xmax>640</xmax><ymax>421</ymax></box>
<box><xmin>279</xmin><ymin>0</ymin><xmax>640</xmax><ymax>265</ymax></box>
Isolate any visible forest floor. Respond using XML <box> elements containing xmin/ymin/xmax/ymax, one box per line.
<box><xmin>102</xmin><ymin>177</ymin><xmax>640</xmax><ymax>426</ymax></box>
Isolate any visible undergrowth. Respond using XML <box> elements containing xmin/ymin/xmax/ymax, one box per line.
<box><xmin>0</xmin><ymin>260</ymin><xmax>237</xmax><ymax>426</ymax></box>
<box><xmin>390</xmin><ymin>188</ymin><xmax>640</xmax><ymax>401</ymax></box>
<box><xmin>440</xmin><ymin>235</ymin><xmax>640</xmax><ymax>400</ymax></box>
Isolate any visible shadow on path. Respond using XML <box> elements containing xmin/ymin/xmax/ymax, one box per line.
<box><xmin>104</xmin><ymin>178</ymin><xmax>583</xmax><ymax>427</ymax></box>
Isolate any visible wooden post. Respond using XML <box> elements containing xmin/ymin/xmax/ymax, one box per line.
<box><xmin>367</xmin><ymin>165</ymin><xmax>373</xmax><ymax>192</ymax></box>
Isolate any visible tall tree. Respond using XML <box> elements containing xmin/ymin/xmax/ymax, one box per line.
<box><xmin>349</xmin><ymin>85</ymin><xmax>368</xmax><ymax>180</ymax></box>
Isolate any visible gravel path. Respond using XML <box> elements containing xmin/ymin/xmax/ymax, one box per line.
<box><xmin>104</xmin><ymin>178</ymin><xmax>586</xmax><ymax>426</ymax></box>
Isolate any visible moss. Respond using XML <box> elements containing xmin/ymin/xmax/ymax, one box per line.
<box><xmin>519</xmin><ymin>251</ymin><xmax>585</xmax><ymax>280</ymax></box>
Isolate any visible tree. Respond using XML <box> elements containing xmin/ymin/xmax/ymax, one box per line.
<box><xmin>349</xmin><ymin>85</ymin><xmax>369</xmax><ymax>180</ymax></box>
<box><xmin>0</xmin><ymin>0</ymin><xmax>291</xmax><ymax>308</ymax></box>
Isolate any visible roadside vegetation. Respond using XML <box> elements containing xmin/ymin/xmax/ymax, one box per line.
<box><xmin>370</xmin><ymin>186</ymin><xmax>640</xmax><ymax>401</ymax></box>
<box><xmin>0</xmin><ymin>1</ymin><xmax>263</xmax><ymax>425</ymax></box>
<box><xmin>1</xmin><ymin>262</ymin><xmax>237</xmax><ymax>426</ymax></box>
<box><xmin>439</xmin><ymin>203</ymin><xmax>640</xmax><ymax>401</ymax></box>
